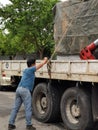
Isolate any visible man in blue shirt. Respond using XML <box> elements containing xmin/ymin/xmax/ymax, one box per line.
<box><xmin>8</xmin><ymin>57</ymin><xmax>48</xmax><ymax>130</ymax></box>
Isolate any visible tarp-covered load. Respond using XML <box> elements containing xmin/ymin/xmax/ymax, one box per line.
<box><xmin>54</xmin><ymin>0</ymin><xmax>98</xmax><ymax>56</ymax></box>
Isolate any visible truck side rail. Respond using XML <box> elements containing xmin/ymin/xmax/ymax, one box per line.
<box><xmin>0</xmin><ymin>60</ymin><xmax>98</xmax><ymax>83</ymax></box>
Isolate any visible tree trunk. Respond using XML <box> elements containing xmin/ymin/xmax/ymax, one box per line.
<box><xmin>39</xmin><ymin>48</ymin><xmax>44</xmax><ymax>59</ymax></box>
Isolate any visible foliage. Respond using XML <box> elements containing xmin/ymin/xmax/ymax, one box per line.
<box><xmin>0</xmin><ymin>0</ymin><xmax>58</xmax><ymax>59</ymax></box>
<box><xmin>0</xmin><ymin>29</ymin><xmax>6</xmax><ymax>55</ymax></box>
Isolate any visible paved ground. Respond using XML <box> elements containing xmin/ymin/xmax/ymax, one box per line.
<box><xmin>1</xmin><ymin>91</ymin><xmax>98</xmax><ymax>130</ymax></box>
<box><xmin>0</xmin><ymin>91</ymin><xmax>65</xmax><ymax>130</ymax></box>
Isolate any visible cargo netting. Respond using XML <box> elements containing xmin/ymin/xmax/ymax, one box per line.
<box><xmin>54</xmin><ymin>0</ymin><xmax>98</xmax><ymax>55</ymax></box>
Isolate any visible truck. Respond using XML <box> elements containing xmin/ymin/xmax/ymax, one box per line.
<box><xmin>0</xmin><ymin>0</ymin><xmax>98</xmax><ymax>130</ymax></box>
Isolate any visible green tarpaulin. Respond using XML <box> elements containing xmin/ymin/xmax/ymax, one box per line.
<box><xmin>54</xmin><ymin>0</ymin><xmax>98</xmax><ymax>56</ymax></box>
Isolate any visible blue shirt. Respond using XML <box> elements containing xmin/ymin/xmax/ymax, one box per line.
<box><xmin>18</xmin><ymin>66</ymin><xmax>36</xmax><ymax>91</ymax></box>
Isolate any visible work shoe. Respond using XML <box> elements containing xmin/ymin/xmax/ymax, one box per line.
<box><xmin>8</xmin><ymin>124</ymin><xmax>16</xmax><ymax>130</ymax></box>
<box><xmin>26</xmin><ymin>125</ymin><xmax>36</xmax><ymax>130</ymax></box>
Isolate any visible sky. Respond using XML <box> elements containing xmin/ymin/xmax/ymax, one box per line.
<box><xmin>0</xmin><ymin>0</ymin><xmax>11</xmax><ymax>5</ymax></box>
<box><xmin>0</xmin><ymin>0</ymin><xmax>67</xmax><ymax>6</ymax></box>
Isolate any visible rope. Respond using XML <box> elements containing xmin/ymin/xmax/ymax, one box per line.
<box><xmin>49</xmin><ymin>0</ymin><xmax>85</xmax><ymax>61</ymax></box>
<box><xmin>47</xmin><ymin>0</ymin><xmax>84</xmax><ymax>77</ymax></box>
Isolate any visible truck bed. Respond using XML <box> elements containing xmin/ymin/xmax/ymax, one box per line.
<box><xmin>0</xmin><ymin>60</ymin><xmax>98</xmax><ymax>83</ymax></box>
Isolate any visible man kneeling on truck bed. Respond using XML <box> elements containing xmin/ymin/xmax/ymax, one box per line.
<box><xmin>8</xmin><ymin>57</ymin><xmax>48</xmax><ymax>130</ymax></box>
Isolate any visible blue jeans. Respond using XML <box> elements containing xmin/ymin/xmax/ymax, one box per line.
<box><xmin>9</xmin><ymin>87</ymin><xmax>32</xmax><ymax>125</ymax></box>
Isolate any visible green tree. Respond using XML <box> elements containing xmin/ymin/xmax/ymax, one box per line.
<box><xmin>0</xmin><ymin>0</ymin><xmax>58</xmax><ymax>59</ymax></box>
<box><xmin>0</xmin><ymin>29</ymin><xmax>7</xmax><ymax>55</ymax></box>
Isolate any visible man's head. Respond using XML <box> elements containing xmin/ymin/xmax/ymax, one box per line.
<box><xmin>27</xmin><ymin>58</ymin><xmax>36</xmax><ymax>67</ymax></box>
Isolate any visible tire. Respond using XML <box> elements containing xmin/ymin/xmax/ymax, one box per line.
<box><xmin>0</xmin><ymin>86</ymin><xmax>3</xmax><ymax>91</ymax></box>
<box><xmin>60</xmin><ymin>87</ymin><xmax>93</xmax><ymax>130</ymax></box>
<box><xmin>32</xmin><ymin>83</ymin><xmax>61</xmax><ymax>122</ymax></box>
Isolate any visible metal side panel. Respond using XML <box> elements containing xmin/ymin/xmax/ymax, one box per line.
<box><xmin>36</xmin><ymin>60</ymin><xmax>98</xmax><ymax>83</ymax></box>
<box><xmin>0</xmin><ymin>60</ymin><xmax>27</xmax><ymax>76</ymax></box>
<box><xmin>0</xmin><ymin>60</ymin><xmax>98</xmax><ymax>83</ymax></box>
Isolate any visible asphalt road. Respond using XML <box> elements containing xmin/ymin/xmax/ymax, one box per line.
<box><xmin>0</xmin><ymin>91</ymin><xmax>65</xmax><ymax>130</ymax></box>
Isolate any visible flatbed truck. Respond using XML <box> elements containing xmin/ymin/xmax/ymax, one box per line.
<box><xmin>0</xmin><ymin>59</ymin><xmax>98</xmax><ymax>130</ymax></box>
<box><xmin>0</xmin><ymin>0</ymin><xmax>98</xmax><ymax>130</ymax></box>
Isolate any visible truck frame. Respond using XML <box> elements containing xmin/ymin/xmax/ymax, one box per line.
<box><xmin>0</xmin><ymin>59</ymin><xmax>98</xmax><ymax>130</ymax></box>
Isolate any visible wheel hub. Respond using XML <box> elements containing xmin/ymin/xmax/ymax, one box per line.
<box><xmin>71</xmin><ymin>104</ymin><xmax>80</xmax><ymax>117</ymax></box>
<box><xmin>66</xmin><ymin>99</ymin><xmax>81</xmax><ymax>124</ymax></box>
<box><xmin>41</xmin><ymin>97</ymin><xmax>47</xmax><ymax>109</ymax></box>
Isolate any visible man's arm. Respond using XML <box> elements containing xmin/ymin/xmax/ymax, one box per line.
<box><xmin>36</xmin><ymin>57</ymin><xmax>48</xmax><ymax>70</ymax></box>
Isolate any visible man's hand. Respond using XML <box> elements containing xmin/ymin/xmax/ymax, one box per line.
<box><xmin>36</xmin><ymin>57</ymin><xmax>48</xmax><ymax>70</ymax></box>
<box><xmin>42</xmin><ymin>57</ymin><xmax>48</xmax><ymax>65</ymax></box>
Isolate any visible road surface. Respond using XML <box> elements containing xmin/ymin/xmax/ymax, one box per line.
<box><xmin>0</xmin><ymin>91</ymin><xmax>66</xmax><ymax>130</ymax></box>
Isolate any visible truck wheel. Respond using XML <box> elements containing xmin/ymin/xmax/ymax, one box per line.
<box><xmin>60</xmin><ymin>87</ymin><xmax>93</xmax><ymax>130</ymax></box>
<box><xmin>32</xmin><ymin>83</ymin><xmax>60</xmax><ymax>122</ymax></box>
<box><xmin>0</xmin><ymin>86</ymin><xmax>3</xmax><ymax>91</ymax></box>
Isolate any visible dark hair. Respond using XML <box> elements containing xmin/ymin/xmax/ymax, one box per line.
<box><xmin>27</xmin><ymin>58</ymin><xmax>36</xmax><ymax>67</ymax></box>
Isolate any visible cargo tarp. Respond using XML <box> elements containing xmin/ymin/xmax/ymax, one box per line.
<box><xmin>54</xmin><ymin>0</ymin><xmax>98</xmax><ymax>55</ymax></box>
